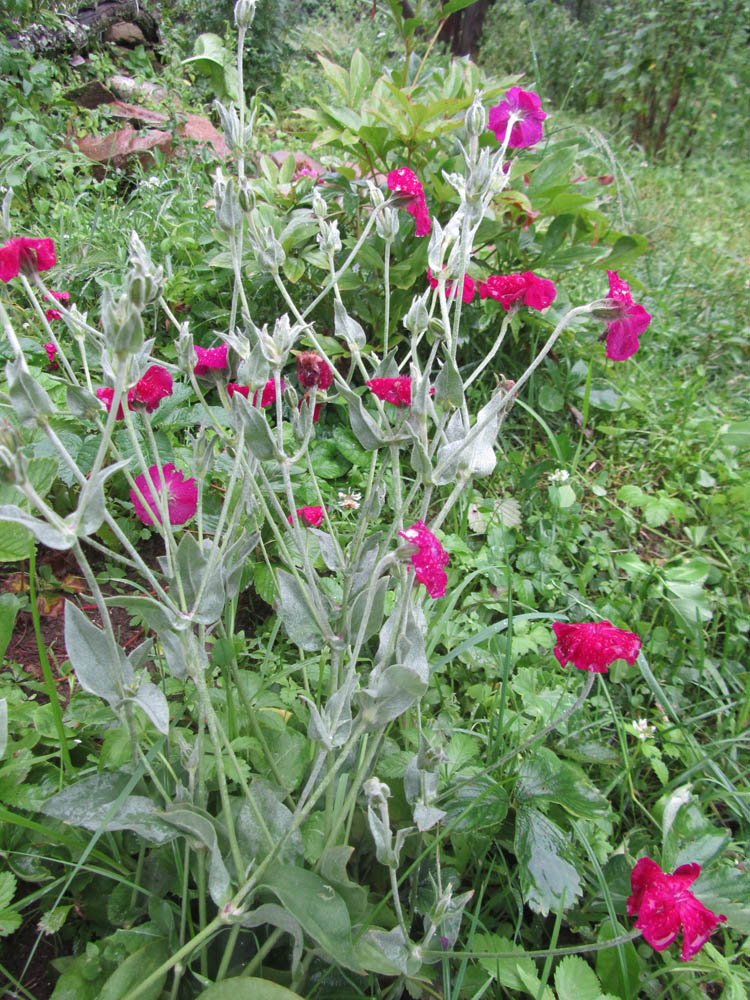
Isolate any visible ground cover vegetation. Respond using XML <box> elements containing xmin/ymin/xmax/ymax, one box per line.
<box><xmin>0</xmin><ymin>1</ymin><xmax>748</xmax><ymax>998</ymax></box>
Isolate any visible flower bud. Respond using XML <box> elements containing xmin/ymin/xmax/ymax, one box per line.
<box><xmin>588</xmin><ymin>297</ymin><xmax>629</xmax><ymax>322</ymax></box>
<box><xmin>465</xmin><ymin>95</ymin><xmax>486</xmax><ymax>137</ymax></box>
<box><xmin>101</xmin><ymin>288</ymin><xmax>144</xmax><ymax>357</ymax></box>
<box><xmin>317</xmin><ymin>219</ymin><xmax>342</xmax><ymax>255</ymax></box>
<box><xmin>234</xmin><ymin>0</ymin><xmax>256</xmax><ymax>28</ymax></box>
<box><xmin>237</xmin><ymin>177</ymin><xmax>253</xmax><ymax>212</ymax></box>
<box><xmin>312</xmin><ymin>189</ymin><xmax>327</xmax><ymax>221</ymax></box>
<box><xmin>255</xmin><ymin>226</ymin><xmax>285</xmax><ymax>273</ymax></box>
<box><xmin>375</xmin><ymin>207</ymin><xmax>399</xmax><ymax>241</ymax></box>
<box><xmin>367</xmin><ymin>180</ymin><xmax>385</xmax><ymax>208</ymax></box>
<box><xmin>215</xmin><ymin>179</ymin><xmax>243</xmax><ymax>234</ymax></box>
<box><xmin>403</xmin><ymin>290</ymin><xmax>430</xmax><ymax>336</ymax></box>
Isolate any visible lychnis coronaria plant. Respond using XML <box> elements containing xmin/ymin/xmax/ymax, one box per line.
<box><xmin>0</xmin><ymin>8</ymin><xmax>732</xmax><ymax>999</ymax></box>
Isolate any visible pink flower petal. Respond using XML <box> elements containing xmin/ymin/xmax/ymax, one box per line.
<box><xmin>398</xmin><ymin>520</ymin><xmax>450</xmax><ymax>599</ymax></box>
<box><xmin>552</xmin><ymin>620</ymin><xmax>641</xmax><ymax>673</ymax></box>
<box><xmin>288</xmin><ymin>506</ymin><xmax>326</xmax><ymax>527</ymax></box>
<box><xmin>130</xmin><ymin>463</ymin><xmax>197</xmax><ymax>526</ymax></box>
<box><xmin>488</xmin><ymin>88</ymin><xmax>546</xmax><ymax>149</ymax></box>
<box><xmin>194</xmin><ymin>344</ymin><xmax>228</xmax><ymax>376</ymax></box>
<box><xmin>387</xmin><ymin>167</ymin><xmax>432</xmax><ymax>237</ymax></box>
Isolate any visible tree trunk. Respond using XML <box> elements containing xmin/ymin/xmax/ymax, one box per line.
<box><xmin>444</xmin><ymin>0</ymin><xmax>493</xmax><ymax>58</ymax></box>
<box><xmin>4</xmin><ymin>1</ymin><xmax>160</xmax><ymax>58</ymax></box>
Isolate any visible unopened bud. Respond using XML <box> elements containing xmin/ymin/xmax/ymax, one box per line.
<box><xmin>375</xmin><ymin>207</ymin><xmax>399</xmax><ymax>241</ymax></box>
<box><xmin>234</xmin><ymin>0</ymin><xmax>256</xmax><ymax>29</ymax></box>
<box><xmin>238</xmin><ymin>177</ymin><xmax>253</xmax><ymax>212</ymax></box>
<box><xmin>588</xmin><ymin>297</ymin><xmax>629</xmax><ymax>323</ymax></box>
<box><xmin>312</xmin><ymin>189</ymin><xmax>327</xmax><ymax>220</ymax></box>
<box><xmin>403</xmin><ymin>290</ymin><xmax>430</xmax><ymax>336</ymax></box>
<box><xmin>465</xmin><ymin>96</ymin><xmax>486</xmax><ymax>137</ymax></box>
<box><xmin>317</xmin><ymin>219</ymin><xmax>342</xmax><ymax>255</ymax></box>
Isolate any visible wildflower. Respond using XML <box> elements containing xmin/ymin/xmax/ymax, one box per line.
<box><xmin>297</xmin><ymin>351</ymin><xmax>333</xmax><ymax>391</ymax></box>
<box><xmin>367</xmin><ymin>377</ymin><xmax>435</xmax><ymax>408</ymax></box>
<box><xmin>427</xmin><ymin>268</ymin><xmax>476</xmax><ymax>304</ymax></box>
<box><xmin>338</xmin><ymin>490</ymin><xmax>361</xmax><ymax>510</ymax></box>
<box><xmin>127</xmin><ymin>365</ymin><xmax>173</xmax><ymax>413</ymax></box>
<box><xmin>228</xmin><ymin>377</ymin><xmax>283</xmax><ymax>407</ymax></box>
<box><xmin>194</xmin><ymin>344</ymin><xmax>229</xmax><ymax>375</ymax></box>
<box><xmin>96</xmin><ymin>387</ymin><xmax>125</xmax><ymax>420</ymax></box>
<box><xmin>44</xmin><ymin>290</ymin><xmax>70</xmax><ymax>321</ymax></box>
<box><xmin>0</xmin><ymin>236</ymin><xmax>56</xmax><ymax>283</ymax></box>
<box><xmin>288</xmin><ymin>506</ymin><xmax>326</xmax><ymax>527</ymax></box>
<box><xmin>604</xmin><ymin>270</ymin><xmax>651</xmax><ymax>360</ymax></box>
<box><xmin>488</xmin><ymin>87</ymin><xmax>546</xmax><ymax>148</ymax></box>
<box><xmin>632</xmin><ymin>718</ymin><xmax>656</xmax><ymax>740</ymax></box>
<box><xmin>43</xmin><ymin>343</ymin><xmax>58</xmax><ymax>370</ymax></box>
<box><xmin>398</xmin><ymin>520</ymin><xmax>450</xmax><ymax>599</ymax></box>
<box><xmin>548</xmin><ymin>468</ymin><xmax>570</xmax><ymax>484</ymax></box>
<box><xmin>627</xmin><ymin>857</ymin><xmax>726</xmax><ymax>961</ymax></box>
<box><xmin>387</xmin><ymin>167</ymin><xmax>431</xmax><ymax>237</ymax></box>
<box><xmin>552</xmin><ymin>620</ymin><xmax>641</xmax><ymax>673</ymax></box>
<box><xmin>480</xmin><ymin>272</ymin><xmax>556</xmax><ymax>311</ymax></box>
<box><xmin>130</xmin><ymin>463</ymin><xmax>197</xmax><ymax>527</ymax></box>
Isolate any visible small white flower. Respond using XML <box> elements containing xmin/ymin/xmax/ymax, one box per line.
<box><xmin>338</xmin><ymin>490</ymin><xmax>361</xmax><ymax>510</ymax></box>
<box><xmin>548</xmin><ymin>468</ymin><xmax>570</xmax><ymax>484</ymax></box>
<box><xmin>631</xmin><ymin>718</ymin><xmax>656</xmax><ymax>741</ymax></box>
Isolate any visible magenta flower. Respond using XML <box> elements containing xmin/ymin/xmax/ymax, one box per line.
<box><xmin>398</xmin><ymin>520</ymin><xmax>450</xmax><ymax>599</ymax></box>
<box><xmin>43</xmin><ymin>342</ymin><xmax>59</xmax><ymax>371</ymax></box>
<box><xmin>367</xmin><ymin>377</ymin><xmax>413</xmax><ymax>407</ymax></box>
<box><xmin>488</xmin><ymin>87</ymin><xmax>547</xmax><ymax>148</ymax></box>
<box><xmin>228</xmin><ymin>378</ymin><xmax>283</xmax><ymax>407</ymax></box>
<box><xmin>0</xmin><ymin>236</ymin><xmax>56</xmax><ymax>283</ymax></box>
<box><xmin>288</xmin><ymin>506</ymin><xmax>326</xmax><ymax>527</ymax></box>
<box><xmin>604</xmin><ymin>270</ymin><xmax>651</xmax><ymax>360</ymax></box>
<box><xmin>552</xmin><ymin>620</ymin><xmax>641</xmax><ymax>673</ymax></box>
<box><xmin>44</xmin><ymin>290</ymin><xmax>70</xmax><ymax>321</ymax></box>
<box><xmin>127</xmin><ymin>365</ymin><xmax>173</xmax><ymax>413</ymax></box>
<box><xmin>194</xmin><ymin>344</ymin><xmax>228</xmax><ymax>375</ymax></box>
<box><xmin>298</xmin><ymin>395</ymin><xmax>323</xmax><ymax>423</ymax></box>
<box><xmin>427</xmin><ymin>268</ymin><xmax>476</xmax><ymax>304</ymax></box>
<box><xmin>297</xmin><ymin>352</ymin><xmax>333</xmax><ymax>391</ymax></box>
<box><xmin>627</xmin><ymin>858</ymin><xmax>726</xmax><ymax>961</ymax></box>
<box><xmin>480</xmin><ymin>272</ymin><xmax>556</xmax><ymax>311</ymax></box>
<box><xmin>96</xmin><ymin>387</ymin><xmax>125</xmax><ymax>421</ymax></box>
<box><xmin>387</xmin><ymin>167</ymin><xmax>431</xmax><ymax>237</ymax></box>
<box><xmin>130</xmin><ymin>463</ymin><xmax>197</xmax><ymax>527</ymax></box>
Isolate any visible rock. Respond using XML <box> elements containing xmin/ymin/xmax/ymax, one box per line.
<box><xmin>64</xmin><ymin>79</ymin><xmax>117</xmax><ymax>109</ymax></box>
<box><xmin>105</xmin><ymin>21</ymin><xmax>147</xmax><ymax>46</ymax></box>
<box><xmin>108</xmin><ymin>73</ymin><xmax>169</xmax><ymax>106</ymax></box>
<box><xmin>178</xmin><ymin>114</ymin><xmax>230</xmax><ymax>159</ymax></box>
<box><xmin>75</xmin><ymin>127</ymin><xmax>172</xmax><ymax>176</ymax></box>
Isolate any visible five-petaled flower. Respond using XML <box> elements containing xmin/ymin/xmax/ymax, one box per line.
<box><xmin>288</xmin><ymin>506</ymin><xmax>326</xmax><ymax>527</ymax></box>
<box><xmin>130</xmin><ymin>463</ymin><xmax>197</xmax><ymax>527</ymax></box>
<box><xmin>0</xmin><ymin>236</ymin><xmax>56</xmax><ymax>283</ymax></box>
<box><xmin>488</xmin><ymin>87</ymin><xmax>547</xmax><ymax>149</ymax></box>
<box><xmin>97</xmin><ymin>365</ymin><xmax>173</xmax><ymax>419</ymax></box>
<box><xmin>228</xmin><ymin>377</ymin><xmax>284</xmax><ymax>407</ymax></box>
<box><xmin>604</xmin><ymin>270</ymin><xmax>651</xmax><ymax>360</ymax></box>
<box><xmin>297</xmin><ymin>351</ymin><xmax>333</xmax><ymax>391</ymax></box>
<box><xmin>427</xmin><ymin>268</ymin><xmax>476</xmax><ymax>304</ymax></box>
<box><xmin>194</xmin><ymin>344</ymin><xmax>228</xmax><ymax>375</ymax></box>
<box><xmin>387</xmin><ymin>167</ymin><xmax>431</xmax><ymax>237</ymax></box>
<box><xmin>398</xmin><ymin>520</ymin><xmax>450</xmax><ymax>599</ymax></box>
<box><xmin>627</xmin><ymin>857</ymin><xmax>726</xmax><ymax>961</ymax></box>
<box><xmin>480</xmin><ymin>272</ymin><xmax>556</xmax><ymax>311</ymax></box>
<box><xmin>552</xmin><ymin>620</ymin><xmax>641</xmax><ymax>673</ymax></box>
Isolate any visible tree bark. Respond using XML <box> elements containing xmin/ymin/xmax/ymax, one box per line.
<box><xmin>444</xmin><ymin>0</ymin><xmax>493</xmax><ymax>58</ymax></box>
<box><xmin>4</xmin><ymin>1</ymin><xmax>160</xmax><ymax>58</ymax></box>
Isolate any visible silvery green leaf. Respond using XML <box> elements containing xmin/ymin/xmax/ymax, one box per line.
<box><xmin>222</xmin><ymin>530</ymin><xmax>258</xmax><ymax>600</ymax></box>
<box><xmin>42</xmin><ymin>772</ymin><xmax>177</xmax><ymax>844</ymax></box>
<box><xmin>127</xmin><ymin>638</ymin><xmax>154</xmax><ymax>671</ymax></box>
<box><xmin>213</xmin><ymin>99</ymin><xmax>239</xmax><ymax>148</ymax></box>
<box><xmin>174</xmin><ymin>532</ymin><xmax>225</xmax><ymax>625</ymax></box>
<box><xmin>158</xmin><ymin>805</ymin><xmax>232</xmax><ymax>903</ymax></box>
<box><xmin>347</xmin><ymin>575</ymin><xmax>388</xmax><ymax>646</ymax></box>
<box><xmin>371</xmin><ymin>350</ymin><xmax>399</xmax><ymax>378</ymax></box>
<box><xmin>339</xmin><ymin>387</ymin><xmax>388</xmax><ymax>451</ymax></box>
<box><xmin>5</xmin><ymin>356</ymin><xmax>55</xmax><ymax>427</ymax></box>
<box><xmin>0</xmin><ymin>505</ymin><xmax>71</xmax><ymax>549</ymax></box>
<box><xmin>76</xmin><ymin>458</ymin><xmax>131</xmax><ymax>536</ymax></box>
<box><xmin>309</xmin><ymin>529</ymin><xmax>342</xmax><ymax>571</ymax></box>
<box><xmin>66</xmin><ymin>384</ymin><xmax>101</xmax><ymax>419</ymax></box>
<box><xmin>240</xmin><ymin>905</ymin><xmax>303</xmax><ymax>974</ymax></box>
<box><xmin>409</xmin><ymin>439</ymin><xmax>432</xmax><ymax>480</ymax></box>
<box><xmin>159</xmin><ymin>629</ymin><xmax>189</xmax><ymax>679</ymax></box>
<box><xmin>64</xmin><ymin>601</ymin><xmax>132</xmax><ymax>704</ymax></box>
<box><xmin>231</xmin><ymin>393</ymin><xmax>277</xmax><ymax>460</ymax></box>
<box><xmin>0</xmin><ymin>187</ymin><xmax>12</xmax><ymax>239</ymax></box>
<box><xmin>357</xmin><ymin>926</ymin><xmax>418</xmax><ymax>977</ymax></box>
<box><xmin>234</xmin><ymin>779</ymin><xmax>303</xmax><ymax>863</ymax></box>
<box><xmin>350</xmin><ymin>532</ymin><xmax>381</xmax><ymax>595</ymax></box>
<box><xmin>414</xmin><ymin>803</ymin><xmax>446</xmax><ymax>832</ymax></box>
<box><xmin>128</xmin><ymin>680</ymin><xmax>169</xmax><ymax>734</ymax></box>
<box><xmin>334</xmin><ymin>299</ymin><xmax>365</xmax><ymax>350</ymax></box>
<box><xmin>277</xmin><ymin>569</ymin><xmax>323</xmax><ymax>651</ymax></box>
<box><xmin>104</xmin><ymin>594</ymin><xmax>180</xmax><ymax>634</ymax></box>
<box><xmin>235</xmin><ymin>340</ymin><xmax>269</xmax><ymax>384</ymax></box>
<box><xmin>358</xmin><ymin>663</ymin><xmax>428</xmax><ymax>730</ymax></box>
<box><xmin>300</xmin><ymin>695</ymin><xmax>332</xmax><ymax>749</ymax></box>
<box><xmin>434</xmin><ymin>356</ymin><xmax>464</xmax><ymax>407</ymax></box>
<box><xmin>367</xmin><ymin>803</ymin><xmax>394</xmax><ymax>866</ymax></box>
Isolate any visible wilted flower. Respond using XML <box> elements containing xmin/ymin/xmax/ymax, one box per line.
<box><xmin>387</xmin><ymin>167</ymin><xmax>431</xmax><ymax>237</ymax></box>
<box><xmin>130</xmin><ymin>463</ymin><xmax>197</xmax><ymax>526</ymax></box>
<box><xmin>338</xmin><ymin>490</ymin><xmax>361</xmax><ymax>510</ymax></box>
<box><xmin>627</xmin><ymin>857</ymin><xmax>726</xmax><ymax>961</ymax></box>
<box><xmin>604</xmin><ymin>270</ymin><xmax>651</xmax><ymax>360</ymax></box>
<box><xmin>398</xmin><ymin>520</ymin><xmax>450</xmax><ymax>599</ymax></box>
<box><xmin>296</xmin><ymin>351</ymin><xmax>333</xmax><ymax>391</ymax></box>
<box><xmin>480</xmin><ymin>272</ymin><xmax>556</xmax><ymax>310</ymax></box>
<box><xmin>552</xmin><ymin>620</ymin><xmax>641</xmax><ymax>673</ymax></box>
<box><xmin>194</xmin><ymin>344</ymin><xmax>229</xmax><ymax>375</ymax></box>
<box><xmin>427</xmin><ymin>268</ymin><xmax>476</xmax><ymax>304</ymax></box>
<box><xmin>488</xmin><ymin>87</ymin><xmax>546</xmax><ymax>148</ymax></box>
<box><xmin>288</xmin><ymin>506</ymin><xmax>326</xmax><ymax>527</ymax></box>
<box><xmin>0</xmin><ymin>236</ymin><xmax>56</xmax><ymax>282</ymax></box>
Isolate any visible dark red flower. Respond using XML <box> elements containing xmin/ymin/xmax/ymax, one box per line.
<box><xmin>479</xmin><ymin>272</ymin><xmax>556</xmax><ymax>311</ymax></box>
<box><xmin>288</xmin><ymin>506</ymin><xmax>326</xmax><ymax>527</ymax></box>
<box><xmin>194</xmin><ymin>344</ymin><xmax>228</xmax><ymax>375</ymax></box>
<box><xmin>387</xmin><ymin>167</ymin><xmax>431</xmax><ymax>237</ymax></box>
<box><xmin>627</xmin><ymin>857</ymin><xmax>726</xmax><ymax>961</ymax></box>
<box><xmin>427</xmin><ymin>268</ymin><xmax>476</xmax><ymax>304</ymax></box>
<box><xmin>604</xmin><ymin>270</ymin><xmax>651</xmax><ymax>360</ymax></box>
<box><xmin>127</xmin><ymin>365</ymin><xmax>173</xmax><ymax>413</ymax></box>
<box><xmin>488</xmin><ymin>87</ymin><xmax>546</xmax><ymax>149</ymax></box>
<box><xmin>398</xmin><ymin>520</ymin><xmax>450</xmax><ymax>599</ymax></box>
<box><xmin>552</xmin><ymin>620</ymin><xmax>641</xmax><ymax>673</ymax></box>
<box><xmin>296</xmin><ymin>352</ymin><xmax>333</xmax><ymax>391</ymax></box>
<box><xmin>131</xmin><ymin>463</ymin><xmax>197</xmax><ymax>526</ymax></box>
<box><xmin>0</xmin><ymin>237</ymin><xmax>56</xmax><ymax>283</ymax></box>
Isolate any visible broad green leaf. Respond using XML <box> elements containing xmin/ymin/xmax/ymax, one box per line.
<box><xmin>158</xmin><ymin>805</ymin><xmax>230</xmax><ymax>904</ymax></box>
<box><xmin>98</xmin><ymin>938</ymin><xmax>169</xmax><ymax>1000</ymax></box>
<box><xmin>348</xmin><ymin>49</ymin><xmax>370</xmax><ymax>107</ymax></box>
<box><xmin>515</xmin><ymin>748</ymin><xmax>609</xmax><ymax>818</ymax></box>
<box><xmin>277</xmin><ymin>569</ymin><xmax>324</xmax><ymax>651</ymax></box>
<box><xmin>473</xmin><ymin>933</ymin><xmax>553</xmax><ymax>998</ymax></box>
<box><xmin>64</xmin><ymin>601</ymin><xmax>132</xmax><ymax>704</ymax></box>
<box><xmin>0</xmin><ymin>592</ymin><xmax>21</xmax><ymax>661</ymax></box>
<box><xmin>197</xmin><ymin>978</ymin><xmax>304</xmax><ymax>1000</ymax></box>
<box><xmin>554</xmin><ymin>955</ymin><xmax>604</xmax><ymax>1000</ymax></box>
<box><xmin>515</xmin><ymin>806</ymin><xmax>583</xmax><ymax>915</ymax></box>
<box><xmin>720</xmin><ymin>419</ymin><xmax>750</xmax><ymax>446</ymax></box>
<box><xmin>595</xmin><ymin>918</ymin><xmax>641</xmax><ymax>1000</ymax></box>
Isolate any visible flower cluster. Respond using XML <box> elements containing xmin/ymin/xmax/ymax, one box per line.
<box><xmin>0</xmin><ymin>236</ymin><xmax>56</xmax><ymax>283</ymax></box>
<box><xmin>604</xmin><ymin>270</ymin><xmax>652</xmax><ymax>360</ymax></box>
<box><xmin>552</xmin><ymin>620</ymin><xmax>641</xmax><ymax>673</ymax></box>
<box><xmin>131</xmin><ymin>463</ymin><xmax>197</xmax><ymax>527</ymax></box>
<box><xmin>628</xmin><ymin>858</ymin><xmax>725</xmax><ymax>961</ymax></box>
<box><xmin>479</xmin><ymin>272</ymin><xmax>556</xmax><ymax>311</ymax></box>
<box><xmin>387</xmin><ymin>167</ymin><xmax>431</xmax><ymax>237</ymax></box>
<box><xmin>488</xmin><ymin>87</ymin><xmax>546</xmax><ymax>149</ymax></box>
<box><xmin>296</xmin><ymin>352</ymin><xmax>333</xmax><ymax>391</ymax></box>
<box><xmin>398</xmin><ymin>520</ymin><xmax>450</xmax><ymax>599</ymax></box>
